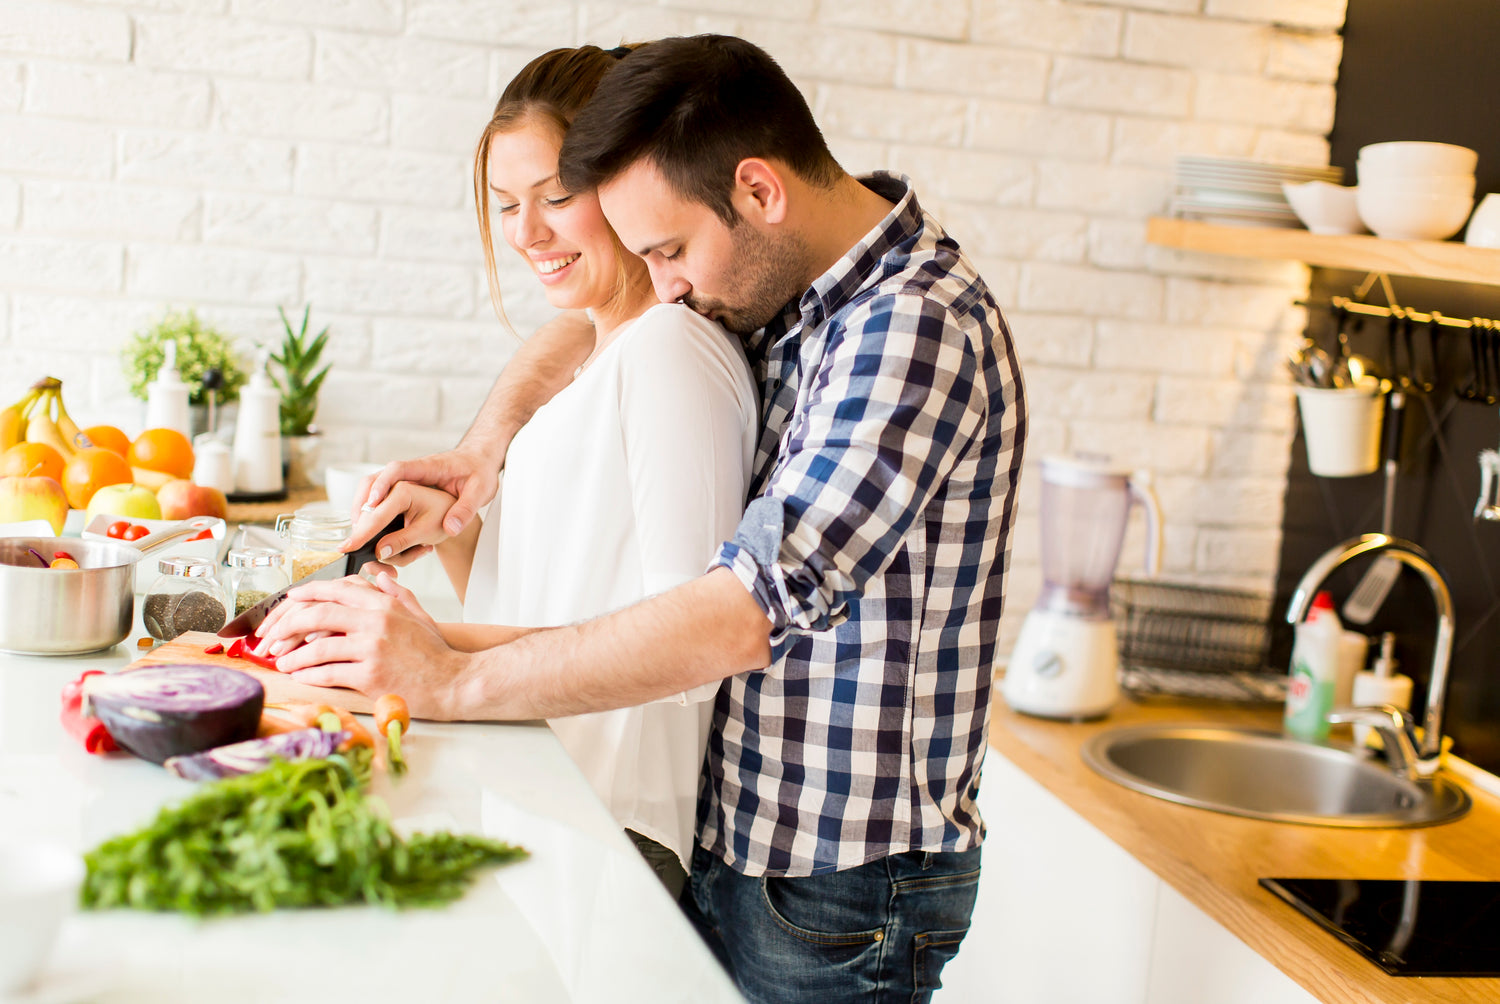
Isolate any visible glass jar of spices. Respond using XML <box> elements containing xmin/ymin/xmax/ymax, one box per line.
<box><xmin>277</xmin><ymin>503</ymin><xmax>352</xmax><ymax>582</ymax></box>
<box><xmin>226</xmin><ymin>547</ymin><xmax>289</xmax><ymax>618</ymax></box>
<box><xmin>142</xmin><ymin>557</ymin><xmax>230</xmax><ymax>641</ymax></box>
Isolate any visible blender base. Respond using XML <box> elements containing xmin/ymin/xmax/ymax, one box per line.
<box><xmin>1002</xmin><ymin>608</ymin><xmax>1122</xmax><ymax>720</ymax></box>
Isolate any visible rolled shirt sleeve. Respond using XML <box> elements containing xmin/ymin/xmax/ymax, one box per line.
<box><xmin>711</xmin><ymin>292</ymin><xmax>987</xmax><ymax>652</ymax></box>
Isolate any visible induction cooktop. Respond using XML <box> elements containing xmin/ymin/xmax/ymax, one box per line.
<box><xmin>1260</xmin><ymin>878</ymin><xmax>1500</xmax><ymax>977</ymax></box>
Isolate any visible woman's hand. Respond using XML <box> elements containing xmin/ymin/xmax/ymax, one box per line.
<box><xmin>344</xmin><ymin>451</ymin><xmax>497</xmax><ymax>556</ymax></box>
<box><xmin>255</xmin><ymin>572</ymin><xmax>469</xmax><ymax>720</ymax></box>
<box><xmin>347</xmin><ymin>481</ymin><xmax>464</xmax><ymax>567</ymax></box>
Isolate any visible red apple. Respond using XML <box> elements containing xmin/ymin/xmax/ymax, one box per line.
<box><xmin>0</xmin><ymin>475</ymin><xmax>69</xmax><ymax>534</ymax></box>
<box><xmin>156</xmin><ymin>479</ymin><xmax>228</xmax><ymax>522</ymax></box>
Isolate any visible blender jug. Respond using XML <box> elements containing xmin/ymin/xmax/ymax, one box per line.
<box><xmin>1004</xmin><ymin>455</ymin><xmax>1162</xmax><ymax>719</ymax></box>
<box><xmin>1037</xmin><ymin>456</ymin><xmax>1162</xmax><ymax>617</ymax></box>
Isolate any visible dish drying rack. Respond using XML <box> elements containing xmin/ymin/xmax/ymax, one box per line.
<box><xmin>1111</xmin><ymin>578</ymin><xmax>1286</xmax><ymax>705</ymax></box>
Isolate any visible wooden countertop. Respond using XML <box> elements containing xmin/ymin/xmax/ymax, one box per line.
<box><xmin>987</xmin><ymin>695</ymin><xmax>1500</xmax><ymax>1004</ymax></box>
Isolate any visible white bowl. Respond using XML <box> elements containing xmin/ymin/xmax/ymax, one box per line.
<box><xmin>80</xmin><ymin>514</ymin><xmax>227</xmax><ymax>591</ymax></box>
<box><xmin>1282</xmin><ymin>181</ymin><xmax>1366</xmax><ymax>235</ymax></box>
<box><xmin>0</xmin><ymin>841</ymin><xmax>83</xmax><ymax>995</ymax></box>
<box><xmin>1357</xmin><ymin>186</ymin><xmax>1475</xmax><ymax>241</ymax></box>
<box><xmin>1354</xmin><ymin>170</ymin><xmax>1476</xmax><ymax>198</ymax></box>
<box><xmin>1357</xmin><ymin>141</ymin><xmax>1479</xmax><ymax>176</ymax></box>
<box><xmin>1465</xmin><ymin>193</ymin><xmax>1500</xmax><ymax>248</ymax></box>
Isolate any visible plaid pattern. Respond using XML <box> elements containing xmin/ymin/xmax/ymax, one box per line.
<box><xmin>700</xmin><ymin>173</ymin><xmax>1027</xmax><ymax>877</ymax></box>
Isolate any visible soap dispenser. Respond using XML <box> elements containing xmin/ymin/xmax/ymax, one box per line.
<box><xmin>233</xmin><ymin>350</ymin><xmax>284</xmax><ymax>496</ymax></box>
<box><xmin>145</xmin><ymin>340</ymin><xmax>192</xmax><ymax>436</ymax></box>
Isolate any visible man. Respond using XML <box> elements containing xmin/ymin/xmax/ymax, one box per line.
<box><xmin>259</xmin><ymin>35</ymin><xmax>1025</xmax><ymax>1003</ymax></box>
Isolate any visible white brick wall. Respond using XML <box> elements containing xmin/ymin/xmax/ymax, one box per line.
<box><xmin>0</xmin><ymin>0</ymin><xmax>1344</xmax><ymax>653</ymax></box>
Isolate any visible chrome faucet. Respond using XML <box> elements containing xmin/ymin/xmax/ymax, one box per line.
<box><xmin>1285</xmin><ymin>533</ymin><xmax>1454</xmax><ymax>778</ymax></box>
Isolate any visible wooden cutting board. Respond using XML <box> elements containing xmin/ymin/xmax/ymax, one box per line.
<box><xmin>126</xmin><ymin>630</ymin><xmax>375</xmax><ymax>715</ymax></box>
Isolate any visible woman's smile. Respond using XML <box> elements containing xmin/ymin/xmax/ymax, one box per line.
<box><xmin>534</xmin><ymin>252</ymin><xmax>581</xmax><ymax>281</ymax></box>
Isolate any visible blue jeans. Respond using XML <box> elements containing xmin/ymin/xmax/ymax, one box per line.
<box><xmin>681</xmin><ymin>844</ymin><xmax>982</xmax><ymax>1004</ymax></box>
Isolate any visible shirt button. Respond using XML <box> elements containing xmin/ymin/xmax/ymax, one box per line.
<box><xmin>872</xmin><ymin>931</ymin><xmax>884</xmax><ymax>942</ymax></box>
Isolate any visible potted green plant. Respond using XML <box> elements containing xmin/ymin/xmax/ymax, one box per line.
<box><xmin>269</xmin><ymin>305</ymin><xmax>331</xmax><ymax>490</ymax></box>
<box><xmin>121</xmin><ymin>310</ymin><xmax>248</xmax><ymax>436</ymax></box>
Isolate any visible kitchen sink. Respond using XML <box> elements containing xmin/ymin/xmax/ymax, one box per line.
<box><xmin>1081</xmin><ymin>724</ymin><xmax>1471</xmax><ymax>828</ymax></box>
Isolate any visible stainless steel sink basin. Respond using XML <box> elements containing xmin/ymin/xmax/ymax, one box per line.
<box><xmin>1081</xmin><ymin>724</ymin><xmax>1471</xmax><ymax>828</ymax></box>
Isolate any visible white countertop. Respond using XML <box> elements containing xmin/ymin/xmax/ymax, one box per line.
<box><xmin>0</xmin><ymin>603</ymin><xmax>742</xmax><ymax>1004</ymax></box>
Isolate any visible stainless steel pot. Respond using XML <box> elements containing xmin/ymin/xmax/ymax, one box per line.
<box><xmin>0</xmin><ymin>538</ymin><xmax>141</xmax><ymax>655</ymax></box>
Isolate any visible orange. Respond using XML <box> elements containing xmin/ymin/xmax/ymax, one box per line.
<box><xmin>62</xmin><ymin>447</ymin><xmax>134</xmax><ymax>510</ymax></box>
<box><xmin>0</xmin><ymin>442</ymin><xmax>66</xmax><ymax>482</ymax></box>
<box><xmin>128</xmin><ymin>428</ymin><xmax>195</xmax><ymax>480</ymax></box>
<box><xmin>83</xmin><ymin>424</ymin><xmax>131</xmax><ymax>457</ymax></box>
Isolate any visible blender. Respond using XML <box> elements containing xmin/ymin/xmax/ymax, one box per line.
<box><xmin>1003</xmin><ymin>455</ymin><xmax>1163</xmax><ymax>720</ymax></box>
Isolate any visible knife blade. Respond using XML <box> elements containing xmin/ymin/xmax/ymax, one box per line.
<box><xmin>217</xmin><ymin>514</ymin><xmax>404</xmax><ymax>638</ymax></box>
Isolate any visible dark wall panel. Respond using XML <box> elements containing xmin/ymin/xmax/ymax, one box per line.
<box><xmin>1271</xmin><ymin>1</ymin><xmax>1500</xmax><ymax>771</ymax></box>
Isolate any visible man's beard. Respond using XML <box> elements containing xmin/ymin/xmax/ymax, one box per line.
<box><xmin>683</xmin><ymin>220</ymin><xmax>806</xmax><ymax>336</ymax></box>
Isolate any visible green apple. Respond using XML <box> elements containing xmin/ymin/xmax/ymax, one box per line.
<box><xmin>0</xmin><ymin>475</ymin><xmax>69</xmax><ymax>534</ymax></box>
<box><xmin>86</xmin><ymin>483</ymin><xmax>162</xmax><ymax>523</ymax></box>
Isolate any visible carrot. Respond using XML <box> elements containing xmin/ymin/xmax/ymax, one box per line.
<box><xmin>268</xmin><ymin>701</ymin><xmax>335</xmax><ymax>730</ymax></box>
<box><xmin>374</xmin><ymin>694</ymin><xmax>410</xmax><ymax>776</ymax></box>
<box><xmin>256</xmin><ymin>711</ymin><xmax>303</xmax><ymax>738</ymax></box>
<box><xmin>267</xmin><ymin>700</ymin><xmax>373</xmax><ymax>754</ymax></box>
<box><xmin>330</xmin><ymin>707</ymin><xmax>375</xmax><ymax>753</ymax></box>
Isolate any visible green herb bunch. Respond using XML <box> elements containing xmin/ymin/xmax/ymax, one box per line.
<box><xmin>270</xmin><ymin>306</ymin><xmax>331</xmax><ymax>437</ymax></box>
<box><xmin>81</xmin><ymin>755</ymin><xmax>527</xmax><ymax>916</ymax></box>
<box><xmin>121</xmin><ymin>310</ymin><xmax>248</xmax><ymax>405</ymax></box>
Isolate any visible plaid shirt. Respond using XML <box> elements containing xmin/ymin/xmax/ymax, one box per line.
<box><xmin>700</xmin><ymin>173</ymin><xmax>1027</xmax><ymax>877</ymax></box>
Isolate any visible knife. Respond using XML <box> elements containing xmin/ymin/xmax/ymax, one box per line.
<box><xmin>218</xmin><ymin>514</ymin><xmax>405</xmax><ymax>638</ymax></box>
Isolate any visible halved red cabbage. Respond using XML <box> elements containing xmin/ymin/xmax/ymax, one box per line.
<box><xmin>83</xmin><ymin>664</ymin><xmax>264</xmax><ymax>764</ymax></box>
<box><xmin>163</xmin><ymin>728</ymin><xmax>348</xmax><ymax>780</ymax></box>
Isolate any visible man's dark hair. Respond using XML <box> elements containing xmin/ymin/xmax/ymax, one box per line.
<box><xmin>558</xmin><ymin>35</ymin><xmax>841</xmax><ymax>225</ymax></box>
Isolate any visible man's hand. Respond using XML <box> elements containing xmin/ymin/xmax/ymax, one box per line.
<box><xmin>256</xmin><ymin>573</ymin><xmax>470</xmax><ymax>720</ymax></box>
<box><xmin>344</xmin><ymin>448</ymin><xmax>497</xmax><ymax>555</ymax></box>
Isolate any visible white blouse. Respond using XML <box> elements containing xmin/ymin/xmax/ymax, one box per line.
<box><xmin>464</xmin><ymin>303</ymin><xmax>759</xmax><ymax>868</ymax></box>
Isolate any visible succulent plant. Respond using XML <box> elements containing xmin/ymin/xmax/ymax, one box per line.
<box><xmin>270</xmin><ymin>306</ymin><xmax>331</xmax><ymax>438</ymax></box>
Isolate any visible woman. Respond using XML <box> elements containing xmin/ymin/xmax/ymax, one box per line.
<box><xmin>368</xmin><ymin>45</ymin><xmax>757</xmax><ymax>895</ymax></box>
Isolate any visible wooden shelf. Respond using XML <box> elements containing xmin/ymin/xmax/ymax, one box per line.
<box><xmin>1147</xmin><ymin>216</ymin><xmax>1500</xmax><ymax>287</ymax></box>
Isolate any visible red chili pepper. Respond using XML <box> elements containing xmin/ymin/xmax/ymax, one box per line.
<box><xmin>203</xmin><ymin>642</ymin><xmax>224</xmax><ymax>655</ymax></box>
<box><xmin>223</xmin><ymin>635</ymin><xmax>279</xmax><ymax>670</ymax></box>
<box><xmin>60</xmin><ymin>670</ymin><xmax>118</xmax><ymax>754</ymax></box>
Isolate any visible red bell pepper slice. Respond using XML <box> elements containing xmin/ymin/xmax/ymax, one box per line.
<box><xmin>224</xmin><ymin>635</ymin><xmax>280</xmax><ymax>671</ymax></box>
<box><xmin>60</xmin><ymin>670</ymin><xmax>118</xmax><ymax>754</ymax></box>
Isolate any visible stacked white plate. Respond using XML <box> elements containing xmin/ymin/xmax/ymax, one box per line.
<box><xmin>1172</xmin><ymin>157</ymin><xmax>1343</xmax><ymax>228</ymax></box>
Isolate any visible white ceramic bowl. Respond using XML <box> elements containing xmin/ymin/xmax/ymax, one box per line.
<box><xmin>1357</xmin><ymin>141</ymin><xmax>1479</xmax><ymax>176</ymax></box>
<box><xmin>80</xmin><ymin>513</ymin><xmax>227</xmax><ymax>591</ymax></box>
<box><xmin>1357</xmin><ymin>186</ymin><xmax>1475</xmax><ymax>241</ymax></box>
<box><xmin>1354</xmin><ymin>170</ymin><xmax>1476</xmax><ymax>198</ymax></box>
<box><xmin>1282</xmin><ymin>181</ymin><xmax>1366</xmax><ymax>235</ymax></box>
<box><xmin>324</xmin><ymin>462</ymin><xmax>384</xmax><ymax>517</ymax></box>
<box><xmin>1465</xmin><ymin>193</ymin><xmax>1500</xmax><ymax>248</ymax></box>
<box><xmin>0</xmin><ymin>841</ymin><xmax>83</xmax><ymax>995</ymax></box>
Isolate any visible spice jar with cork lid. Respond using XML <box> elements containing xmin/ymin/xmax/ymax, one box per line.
<box><xmin>226</xmin><ymin>547</ymin><xmax>290</xmax><ymax>617</ymax></box>
<box><xmin>277</xmin><ymin>503</ymin><xmax>351</xmax><ymax>581</ymax></box>
<box><xmin>142</xmin><ymin>557</ymin><xmax>230</xmax><ymax>641</ymax></box>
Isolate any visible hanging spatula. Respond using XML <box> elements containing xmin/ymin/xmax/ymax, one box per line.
<box><xmin>1344</xmin><ymin>389</ymin><xmax>1404</xmax><ymax>624</ymax></box>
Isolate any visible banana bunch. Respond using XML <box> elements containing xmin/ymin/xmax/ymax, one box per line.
<box><xmin>0</xmin><ymin>377</ymin><xmax>94</xmax><ymax>456</ymax></box>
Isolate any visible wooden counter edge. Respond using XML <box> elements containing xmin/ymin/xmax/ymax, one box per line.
<box><xmin>985</xmin><ymin>696</ymin><xmax>1500</xmax><ymax>1004</ymax></box>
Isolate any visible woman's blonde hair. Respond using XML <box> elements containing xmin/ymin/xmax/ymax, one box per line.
<box><xmin>474</xmin><ymin>45</ymin><xmax>641</xmax><ymax>334</ymax></box>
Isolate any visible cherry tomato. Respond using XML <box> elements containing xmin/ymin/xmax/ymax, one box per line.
<box><xmin>121</xmin><ymin>524</ymin><xmax>149</xmax><ymax>542</ymax></box>
<box><xmin>106</xmin><ymin>521</ymin><xmax>130</xmax><ymax>539</ymax></box>
<box><xmin>187</xmin><ymin>529</ymin><xmax>213</xmax><ymax>542</ymax></box>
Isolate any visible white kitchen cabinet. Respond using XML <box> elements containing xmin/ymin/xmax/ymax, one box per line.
<box><xmin>939</xmin><ymin>750</ymin><xmax>1318</xmax><ymax>1004</ymax></box>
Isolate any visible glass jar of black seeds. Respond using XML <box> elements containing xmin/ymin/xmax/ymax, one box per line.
<box><xmin>143</xmin><ymin>557</ymin><xmax>230</xmax><ymax>641</ymax></box>
<box><xmin>227</xmin><ymin>547</ymin><xmax>289</xmax><ymax>617</ymax></box>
